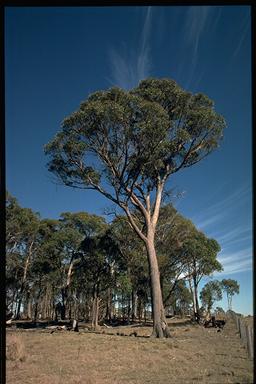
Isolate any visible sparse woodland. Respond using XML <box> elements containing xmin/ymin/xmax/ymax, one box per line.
<box><xmin>6</xmin><ymin>191</ymin><xmax>238</xmax><ymax>330</ymax></box>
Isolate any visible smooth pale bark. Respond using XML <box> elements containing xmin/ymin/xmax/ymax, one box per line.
<box><xmin>146</xmin><ymin>236</ymin><xmax>171</xmax><ymax>338</ymax></box>
<box><xmin>131</xmin><ymin>290</ymin><xmax>138</xmax><ymax>322</ymax></box>
<box><xmin>60</xmin><ymin>254</ymin><xmax>75</xmax><ymax>320</ymax></box>
<box><xmin>191</xmin><ymin>275</ymin><xmax>200</xmax><ymax>322</ymax></box>
<box><xmin>123</xmin><ymin>183</ymin><xmax>171</xmax><ymax>338</ymax></box>
<box><xmin>227</xmin><ymin>293</ymin><xmax>232</xmax><ymax>310</ymax></box>
<box><xmin>15</xmin><ymin>241</ymin><xmax>34</xmax><ymax>319</ymax></box>
<box><xmin>194</xmin><ymin>280</ymin><xmax>200</xmax><ymax>319</ymax></box>
<box><xmin>91</xmin><ymin>282</ymin><xmax>101</xmax><ymax>329</ymax></box>
<box><xmin>188</xmin><ymin>277</ymin><xmax>198</xmax><ymax>320</ymax></box>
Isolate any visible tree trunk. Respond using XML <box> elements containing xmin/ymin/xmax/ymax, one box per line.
<box><xmin>105</xmin><ymin>287</ymin><xmax>112</xmax><ymax>321</ymax></box>
<box><xmin>146</xmin><ymin>237</ymin><xmax>171</xmax><ymax>338</ymax></box>
<box><xmin>193</xmin><ymin>277</ymin><xmax>200</xmax><ymax>322</ymax></box>
<box><xmin>122</xmin><ymin>293</ymin><xmax>126</xmax><ymax>321</ymax></box>
<box><xmin>15</xmin><ymin>290</ymin><xmax>24</xmax><ymax>319</ymax></box>
<box><xmin>131</xmin><ymin>290</ymin><xmax>137</xmax><ymax>322</ymax></box>
<box><xmin>91</xmin><ymin>284</ymin><xmax>100</xmax><ymax>330</ymax></box>
<box><xmin>27</xmin><ymin>296</ymin><xmax>32</xmax><ymax>319</ymax></box>
<box><xmin>33</xmin><ymin>283</ymin><xmax>42</xmax><ymax>322</ymax></box>
<box><xmin>227</xmin><ymin>293</ymin><xmax>232</xmax><ymax>310</ymax></box>
<box><xmin>15</xmin><ymin>241</ymin><xmax>34</xmax><ymax>320</ymax></box>
<box><xmin>91</xmin><ymin>296</ymin><xmax>100</xmax><ymax>330</ymax></box>
<box><xmin>23</xmin><ymin>290</ymin><xmax>32</xmax><ymax>319</ymax></box>
<box><xmin>189</xmin><ymin>277</ymin><xmax>198</xmax><ymax>321</ymax></box>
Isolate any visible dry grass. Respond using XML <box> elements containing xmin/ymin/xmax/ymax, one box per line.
<box><xmin>6</xmin><ymin>318</ymin><xmax>253</xmax><ymax>384</ymax></box>
<box><xmin>6</xmin><ymin>333</ymin><xmax>26</xmax><ymax>362</ymax></box>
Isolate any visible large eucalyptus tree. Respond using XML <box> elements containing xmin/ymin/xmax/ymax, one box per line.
<box><xmin>45</xmin><ymin>78</ymin><xmax>225</xmax><ymax>337</ymax></box>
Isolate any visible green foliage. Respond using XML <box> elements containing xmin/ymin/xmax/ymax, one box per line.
<box><xmin>221</xmin><ymin>279</ymin><xmax>239</xmax><ymax>309</ymax></box>
<box><xmin>110</xmin><ymin>215</ymin><xmax>150</xmax><ymax>302</ymax></box>
<box><xmin>45</xmin><ymin>78</ymin><xmax>225</xmax><ymax>208</ymax></box>
<box><xmin>200</xmin><ymin>280</ymin><xmax>223</xmax><ymax>312</ymax></box>
<box><xmin>182</xmin><ymin>231</ymin><xmax>222</xmax><ymax>283</ymax></box>
<box><xmin>221</xmin><ymin>279</ymin><xmax>240</xmax><ymax>296</ymax></box>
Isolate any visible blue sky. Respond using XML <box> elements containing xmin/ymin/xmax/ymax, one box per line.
<box><xmin>5</xmin><ymin>6</ymin><xmax>252</xmax><ymax>315</ymax></box>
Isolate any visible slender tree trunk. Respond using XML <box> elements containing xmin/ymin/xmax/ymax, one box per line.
<box><xmin>127</xmin><ymin>294</ymin><xmax>131</xmax><ymax>324</ymax></box>
<box><xmin>146</xmin><ymin>236</ymin><xmax>171</xmax><ymax>338</ymax></box>
<box><xmin>61</xmin><ymin>288</ymin><xmax>67</xmax><ymax>320</ymax></box>
<box><xmin>105</xmin><ymin>287</ymin><xmax>112</xmax><ymax>321</ymax></box>
<box><xmin>122</xmin><ymin>293</ymin><xmax>126</xmax><ymax>321</ymax></box>
<box><xmin>193</xmin><ymin>277</ymin><xmax>200</xmax><ymax>322</ymax></box>
<box><xmin>188</xmin><ymin>277</ymin><xmax>197</xmax><ymax>320</ymax></box>
<box><xmin>131</xmin><ymin>290</ymin><xmax>137</xmax><ymax>322</ymax></box>
<box><xmin>33</xmin><ymin>282</ymin><xmax>42</xmax><ymax>322</ymax></box>
<box><xmin>138</xmin><ymin>297</ymin><xmax>142</xmax><ymax>322</ymax></box>
<box><xmin>23</xmin><ymin>289</ymin><xmax>32</xmax><ymax>319</ymax></box>
<box><xmin>144</xmin><ymin>304</ymin><xmax>147</xmax><ymax>324</ymax></box>
<box><xmin>227</xmin><ymin>293</ymin><xmax>232</xmax><ymax>310</ymax></box>
<box><xmin>91</xmin><ymin>284</ymin><xmax>100</xmax><ymax>330</ymax></box>
<box><xmin>91</xmin><ymin>296</ymin><xmax>100</xmax><ymax>329</ymax></box>
<box><xmin>10</xmin><ymin>290</ymin><xmax>17</xmax><ymax>315</ymax></box>
<box><xmin>27</xmin><ymin>295</ymin><xmax>32</xmax><ymax>320</ymax></box>
<box><xmin>16</xmin><ymin>240</ymin><xmax>35</xmax><ymax>320</ymax></box>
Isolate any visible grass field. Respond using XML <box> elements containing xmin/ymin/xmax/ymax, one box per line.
<box><xmin>6</xmin><ymin>317</ymin><xmax>253</xmax><ymax>384</ymax></box>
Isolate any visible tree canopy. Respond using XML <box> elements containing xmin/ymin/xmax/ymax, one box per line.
<box><xmin>45</xmin><ymin>78</ymin><xmax>225</xmax><ymax>240</ymax></box>
<box><xmin>221</xmin><ymin>279</ymin><xmax>240</xmax><ymax>310</ymax></box>
<box><xmin>44</xmin><ymin>78</ymin><xmax>226</xmax><ymax>338</ymax></box>
<box><xmin>200</xmin><ymin>280</ymin><xmax>223</xmax><ymax>314</ymax></box>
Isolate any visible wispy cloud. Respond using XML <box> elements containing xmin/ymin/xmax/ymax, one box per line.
<box><xmin>189</xmin><ymin>183</ymin><xmax>252</xmax><ymax>275</ymax></box>
<box><xmin>192</xmin><ymin>184</ymin><xmax>251</xmax><ymax>231</ymax></box>
<box><xmin>183</xmin><ymin>6</ymin><xmax>222</xmax><ymax>89</ymax></box>
<box><xmin>232</xmin><ymin>12</ymin><xmax>251</xmax><ymax>58</ymax></box>
<box><xmin>185</xmin><ymin>6</ymin><xmax>211</xmax><ymax>65</ymax></box>
<box><xmin>215</xmin><ymin>226</ymin><xmax>251</xmax><ymax>246</ymax></box>
<box><xmin>195</xmin><ymin>213</ymin><xmax>224</xmax><ymax>231</ymax></box>
<box><xmin>108</xmin><ymin>7</ymin><xmax>152</xmax><ymax>89</ymax></box>
<box><xmin>213</xmin><ymin>247</ymin><xmax>252</xmax><ymax>275</ymax></box>
<box><xmin>215</xmin><ymin>257</ymin><xmax>252</xmax><ymax>275</ymax></box>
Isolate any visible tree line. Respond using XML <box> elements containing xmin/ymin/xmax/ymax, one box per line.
<box><xmin>6</xmin><ymin>191</ymin><xmax>239</xmax><ymax>330</ymax></box>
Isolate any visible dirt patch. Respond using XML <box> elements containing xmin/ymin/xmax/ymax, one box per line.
<box><xmin>6</xmin><ymin>317</ymin><xmax>253</xmax><ymax>384</ymax></box>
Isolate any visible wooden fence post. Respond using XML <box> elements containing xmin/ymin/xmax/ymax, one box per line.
<box><xmin>240</xmin><ymin>320</ymin><xmax>247</xmax><ymax>345</ymax></box>
<box><xmin>238</xmin><ymin>317</ymin><xmax>242</xmax><ymax>337</ymax></box>
<box><xmin>235</xmin><ymin>314</ymin><xmax>239</xmax><ymax>330</ymax></box>
<box><xmin>246</xmin><ymin>325</ymin><xmax>253</xmax><ymax>360</ymax></box>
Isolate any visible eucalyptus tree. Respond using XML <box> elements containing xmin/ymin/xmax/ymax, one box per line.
<box><xmin>155</xmin><ymin>204</ymin><xmax>195</xmax><ymax>307</ymax></box>
<box><xmin>110</xmin><ymin>215</ymin><xmax>149</xmax><ymax>322</ymax></box>
<box><xmin>6</xmin><ymin>192</ymin><xmax>41</xmax><ymax>319</ymax></box>
<box><xmin>221</xmin><ymin>279</ymin><xmax>239</xmax><ymax>310</ymax></box>
<box><xmin>54</xmin><ymin>212</ymin><xmax>106</xmax><ymax>320</ymax></box>
<box><xmin>164</xmin><ymin>280</ymin><xmax>193</xmax><ymax>316</ymax></box>
<box><xmin>200</xmin><ymin>280</ymin><xmax>223</xmax><ymax>315</ymax></box>
<box><xmin>182</xmin><ymin>232</ymin><xmax>222</xmax><ymax>320</ymax></box>
<box><xmin>31</xmin><ymin>218</ymin><xmax>62</xmax><ymax>320</ymax></box>
<box><xmin>79</xmin><ymin>229</ymin><xmax>119</xmax><ymax>329</ymax></box>
<box><xmin>45</xmin><ymin>78</ymin><xmax>225</xmax><ymax>337</ymax></box>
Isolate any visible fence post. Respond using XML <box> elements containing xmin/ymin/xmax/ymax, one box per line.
<box><xmin>240</xmin><ymin>320</ymin><xmax>247</xmax><ymax>345</ymax></box>
<box><xmin>235</xmin><ymin>314</ymin><xmax>239</xmax><ymax>330</ymax></box>
<box><xmin>246</xmin><ymin>325</ymin><xmax>253</xmax><ymax>360</ymax></box>
<box><xmin>238</xmin><ymin>317</ymin><xmax>242</xmax><ymax>337</ymax></box>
